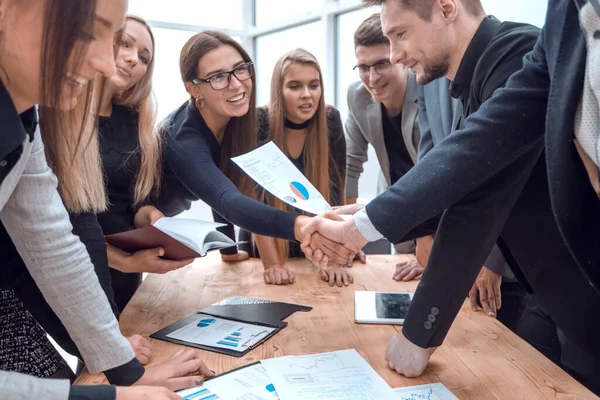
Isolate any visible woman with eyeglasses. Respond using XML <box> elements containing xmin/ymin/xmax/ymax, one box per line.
<box><xmin>0</xmin><ymin>1</ymin><xmax>211</xmax><ymax>399</ymax></box>
<box><xmin>237</xmin><ymin>48</ymin><xmax>360</xmax><ymax>287</ymax></box>
<box><xmin>137</xmin><ymin>31</ymin><xmax>355</xmax><ymax>266</ymax></box>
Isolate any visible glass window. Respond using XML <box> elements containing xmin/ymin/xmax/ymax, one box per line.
<box><xmin>482</xmin><ymin>0</ymin><xmax>548</xmax><ymax>28</ymax></box>
<box><xmin>151</xmin><ymin>28</ymin><xmax>196</xmax><ymax>122</ymax></box>
<box><xmin>255</xmin><ymin>0</ymin><xmax>325</xmax><ymax>27</ymax></box>
<box><xmin>127</xmin><ymin>0</ymin><xmax>245</xmax><ymax>30</ymax></box>
<box><xmin>336</xmin><ymin>8</ymin><xmax>382</xmax><ymax>202</ymax></box>
<box><xmin>255</xmin><ymin>22</ymin><xmax>326</xmax><ymax>106</ymax></box>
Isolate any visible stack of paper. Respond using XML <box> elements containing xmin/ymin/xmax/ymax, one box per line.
<box><xmin>177</xmin><ymin>349</ymin><xmax>458</xmax><ymax>400</ymax></box>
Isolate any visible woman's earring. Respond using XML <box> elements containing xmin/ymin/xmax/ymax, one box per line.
<box><xmin>196</xmin><ymin>98</ymin><xmax>204</xmax><ymax>109</ymax></box>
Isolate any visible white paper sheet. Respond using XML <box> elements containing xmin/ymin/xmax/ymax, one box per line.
<box><xmin>177</xmin><ymin>363</ymin><xmax>279</xmax><ymax>400</ymax></box>
<box><xmin>166</xmin><ymin>314</ymin><xmax>275</xmax><ymax>352</ymax></box>
<box><xmin>231</xmin><ymin>141</ymin><xmax>332</xmax><ymax>215</ymax></box>
<box><xmin>260</xmin><ymin>349</ymin><xmax>396</xmax><ymax>399</ymax></box>
<box><xmin>393</xmin><ymin>383</ymin><xmax>458</xmax><ymax>400</ymax></box>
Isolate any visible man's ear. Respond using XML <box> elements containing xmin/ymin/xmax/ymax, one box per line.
<box><xmin>438</xmin><ymin>0</ymin><xmax>459</xmax><ymax>22</ymax></box>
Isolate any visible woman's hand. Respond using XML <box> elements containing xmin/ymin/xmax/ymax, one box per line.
<box><xmin>126</xmin><ymin>334</ymin><xmax>153</xmax><ymax>365</ymax></box>
<box><xmin>127</xmin><ymin>248</ymin><xmax>194</xmax><ymax>274</ymax></box>
<box><xmin>345</xmin><ymin>250</ymin><xmax>366</xmax><ymax>267</ymax></box>
<box><xmin>319</xmin><ymin>266</ymin><xmax>354</xmax><ymax>287</ymax></box>
<box><xmin>264</xmin><ymin>266</ymin><xmax>295</xmax><ymax>285</ymax></box>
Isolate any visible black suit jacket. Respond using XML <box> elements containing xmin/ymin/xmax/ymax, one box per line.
<box><xmin>365</xmin><ymin>0</ymin><xmax>600</xmax><ymax>356</ymax></box>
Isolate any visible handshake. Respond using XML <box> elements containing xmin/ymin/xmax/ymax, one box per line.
<box><xmin>293</xmin><ymin>203</ymin><xmax>370</xmax><ymax>269</ymax></box>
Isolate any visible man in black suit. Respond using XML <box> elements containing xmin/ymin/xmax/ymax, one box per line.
<box><xmin>303</xmin><ymin>0</ymin><xmax>600</xmax><ymax>392</ymax></box>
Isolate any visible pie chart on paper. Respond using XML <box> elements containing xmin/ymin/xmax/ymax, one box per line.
<box><xmin>290</xmin><ymin>181</ymin><xmax>309</xmax><ymax>200</ymax></box>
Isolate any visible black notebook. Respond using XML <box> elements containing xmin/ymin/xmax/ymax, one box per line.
<box><xmin>151</xmin><ymin>296</ymin><xmax>312</xmax><ymax>357</ymax></box>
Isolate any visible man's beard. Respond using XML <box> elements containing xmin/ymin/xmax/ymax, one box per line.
<box><xmin>416</xmin><ymin>56</ymin><xmax>450</xmax><ymax>85</ymax></box>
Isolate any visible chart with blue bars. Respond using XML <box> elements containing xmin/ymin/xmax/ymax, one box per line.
<box><xmin>181</xmin><ymin>387</ymin><xmax>220</xmax><ymax>400</ymax></box>
<box><xmin>216</xmin><ymin>327</ymin><xmax>243</xmax><ymax>348</ymax></box>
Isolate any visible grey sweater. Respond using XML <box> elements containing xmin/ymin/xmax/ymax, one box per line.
<box><xmin>0</xmin><ymin>130</ymin><xmax>134</xmax><ymax>399</ymax></box>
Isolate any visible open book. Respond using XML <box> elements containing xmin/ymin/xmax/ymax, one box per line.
<box><xmin>105</xmin><ymin>217</ymin><xmax>242</xmax><ymax>260</ymax></box>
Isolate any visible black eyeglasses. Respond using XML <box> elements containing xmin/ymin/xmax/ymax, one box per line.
<box><xmin>353</xmin><ymin>60</ymin><xmax>392</xmax><ymax>78</ymax></box>
<box><xmin>192</xmin><ymin>61</ymin><xmax>254</xmax><ymax>90</ymax></box>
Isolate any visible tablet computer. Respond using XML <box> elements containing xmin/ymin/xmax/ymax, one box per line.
<box><xmin>354</xmin><ymin>291</ymin><xmax>414</xmax><ymax>324</ymax></box>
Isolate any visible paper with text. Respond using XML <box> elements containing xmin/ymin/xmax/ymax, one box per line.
<box><xmin>260</xmin><ymin>349</ymin><xmax>396</xmax><ymax>399</ymax></box>
<box><xmin>166</xmin><ymin>314</ymin><xmax>275</xmax><ymax>352</ymax></box>
<box><xmin>393</xmin><ymin>383</ymin><xmax>458</xmax><ymax>400</ymax></box>
<box><xmin>231</xmin><ymin>141</ymin><xmax>332</xmax><ymax>215</ymax></box>
<box><xmin>177</xmin><ymin>363</ymin><xmax>279</xmax><ymax>399</ymax></box>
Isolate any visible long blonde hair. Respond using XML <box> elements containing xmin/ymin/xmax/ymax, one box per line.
<box><xmin>40</xmin><ymin>15</ymin><xmax>161</xmax><ymax>213</ymax></box>
<box><xmin>264</xmin><ymin>48</ymin><xmax>342</xmax><ymax>263</ymax></box>
<box><xmin>113</xmin><ymin>15</ymin><xmax>161</xmax><ymax>206</ymax></box>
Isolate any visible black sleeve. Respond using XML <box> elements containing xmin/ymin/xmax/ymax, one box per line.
<box><xmin>164</xmin><ymin>128</ymin><xmax>298</xmax><ymax>241</ymax></box>
<box><xmin>366</xmin><ymin>32</ymin><xmax>549</xmax><ymax>244</ymax></box>
<box><xmin>326</xmin><ymin>106</ymin><xmax>347</xmax><ymax>206</ymax></box>
<box><xmin>392</xmin><ymin>32</ymin><xmax>550</xmax><ymax>348</ymax></box>
<box><xmin>212</xmin><ymin>209</ymin><xmax>238</xmax><ymax>255</ymax></box>
<box><xmin>102</xmin><ymin>357</ymin><xmax>145</xmax><ymax>385</ymax></box>
<box><xmin>68</xmin><ymin>385</ymin><xmax>116</xmax><ymax>400</ymax></box>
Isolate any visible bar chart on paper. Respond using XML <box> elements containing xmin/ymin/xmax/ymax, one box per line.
<box><xmin>393</xmin><ymin>383</ymin><xmax>458</xmax><ymax>400</ymax></box>
<box><xmin>180</xmin><ymin>387</ymin><xmax>220</xmax><ymax>400</ymax></box>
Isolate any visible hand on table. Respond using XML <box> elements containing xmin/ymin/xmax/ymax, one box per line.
<box><xmin>264</xmin><ymin>266</ymin><xmax>295</xmax><ymax>285</ymax></box>
<box><xmin>392</xmin><ymin>260</ymin><xmax>424</xmax><ymax>281</ymax></box>
<box><xmin>385</xmin><ymin>331</ymin><xmax>436</xmax><ymax>378</ymax></box>
<box><xmin>468</xmin><ymin>266</ymin><xmax>502</xmax><ymax>317</ymax></box>
<box><xmin>134</xmin><ymin>348</ymin><xmax>215</xmax><ymax>391</ymax></box>
<box><xmin>221</xmin><ymin>250</ymin><xmax>249</xmax><ymax>263</ymax></box>
<box><xmin>319</xmin><ymin>266</ymin><xmax>354</xmax><ymax>287</ymax></box>
<box><xmin>127</xmin><ymin>334</ymin><xmax>153</xmax><ymax>365</ymax></box>
<box><xmin>127</xmin><ymin>248</ymin><xmax>194</xmax><ymax>274</ymax></box>
<box><xmin>345</xmin><ymin>250</ymin><xmax>366</xmax><ymax>267</ymax></box>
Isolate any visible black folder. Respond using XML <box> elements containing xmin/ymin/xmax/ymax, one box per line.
<box><xmin>151</xmin><ymin>296</ymin><xmax>312</xmax><ymax>357</ymax></box>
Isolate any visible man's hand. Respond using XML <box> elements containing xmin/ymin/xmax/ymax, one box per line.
<box><xmin>126</xmin><ymin>248</ymin><xmax>194</xmax><ymax>274</ymax></box>
<box><xmin>264</xmin><ymin>266</ymin><xmax>295</xmax><ymax>285</ymax></box>
<box><xmin>333</xmin><ymin>203</ymin><xmax>365</xmax><ymax>215</ymax></box>
<box><xmin>468</xmin><ymin>266</ymin><xmax>502</xmax><ymax>317</ymax></box>
<box><xmin>392</xmin><ymin>260</ymin><xmax>424</xmax><ymax>281</ymax></box>
<box><xmin>385</xmin><ymin>332</ymin><xmax>436</xmax><ymax>378</ymax></box>
<box><xmin>116</xmin><ymin>386</ymin><xmax>180</xmax><ymax>400</ymax></box>
<box><xmin>126</xmin><ymin>334</ymin><xmax>153</xmax><ymax>365</ymax></box>
<box><xmin>221</xmin><ymin>250</ymin><xmax>249</xmax><ymax>263</ymax></box>
<box><xmin>295</xmin><ymin>215</ymin><xmax>357</xmax><ymax>266</ymax></box>
<box><xmin>134</xmin><ymin>348</ymin><xmax>215</xmax><ymax>391</ymax></box>
<box><xmin>299</xmin><ymin>212</ymin><xmax>368</xmax><ymax>263</ymax></box>
<box><xmin>319</xmin><ymin>266</ymin><xmax>354</xmax><ymax>287</ymax></box>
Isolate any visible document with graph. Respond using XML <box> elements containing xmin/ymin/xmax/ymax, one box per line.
<box><xmin>393</xmin><ymin>383</ymin><xmax>458</xmax><ymax>400</ymax></box>
<box><xmin>165</xmin><ymin>314</ymin><xmax>275</xmax><ymax>352</ymax></box>
<box><xmin>177</xmin><ymin>362</ymin><xmax>279</xmax><ymax>400</ymax></box>
<box><xmin>260</xmin><ymin>349</ymin><xmax>396</xmax><ymax>399</ymax></box>
<box><xmin>232</xmin><ymin>141</ymin><xmax>332</xmax><ymax>215</ymax></box>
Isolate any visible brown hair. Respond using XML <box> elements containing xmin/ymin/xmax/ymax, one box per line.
<box><xmin>354</xmin><ymin>13</ymin><xmax>389</xmax><ymax>48</ymax></box>
<box><xmin>263</xmin><ymin>48</ymin><xmax>344</xmax><ymax>263</ymax></box>
<box><xmin>179</xmin><ymin>31</ymin><xmax>256</xmax><ymax>197</ymax></box>
<box><xmin>113</xmin><ymin>15</ymin><xmax>162</xmax><ymax>207</ymax></box>
<box><xmin>362</xmin><ymin>0</ymin><xmax>484</xmax><ymax>21</ymax></box>
<box><xmin>37</xmin><ymin>0</ymin><xmax>108</xmax><ymax>213</ymax></box>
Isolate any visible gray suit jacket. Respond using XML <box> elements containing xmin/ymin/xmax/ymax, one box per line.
<box><xmin>345</xmin><ymin>70</ymin><xmax>420</xmax><ymax>198</ymax></box>
<box><xmin>417</xmin><ymin>77</ymin><xmax>511</xmax><ymax>278</ymax></box>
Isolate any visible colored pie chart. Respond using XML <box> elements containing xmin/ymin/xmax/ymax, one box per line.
<box><xmin>197</xmin><ymin>318</ymin><xmax>216</xmax><ymax>328</ymax></box>
<box><xmin>290</xmin><ymin>181</ymin><xmax>309</xmax><ymax>200</ymax></box>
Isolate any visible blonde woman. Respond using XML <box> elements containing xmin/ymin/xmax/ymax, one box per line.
<box><xmin>239</xmin><ymin>49</ymin><xmax>361</xmax><ymax>287</ymax></box>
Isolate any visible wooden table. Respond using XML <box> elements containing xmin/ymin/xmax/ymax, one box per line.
<box><xmin>76</xmin><ymin>254</ymin><xmax>597</xmax><ymax>399</ymax></box>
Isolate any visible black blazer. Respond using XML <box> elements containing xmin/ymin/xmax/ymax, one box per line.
<box><xmin>365</xmin><ymin>0</ymin><xmax>600</xmax><ymax>356</ymax></box>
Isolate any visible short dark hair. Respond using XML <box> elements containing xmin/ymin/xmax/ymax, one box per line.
<box><xmin>362</xmin><ymin>0</ymin><xmax>484</xmax><ymax>21</ymax></box>
<box><xmin>354</xmin><ymin>13</ymin><xmax>389</xmax><ymax>48</ymax></box>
